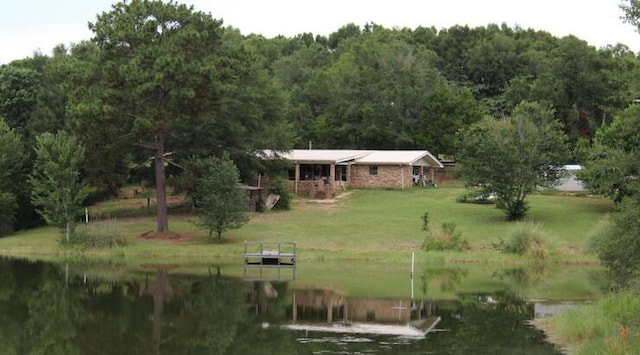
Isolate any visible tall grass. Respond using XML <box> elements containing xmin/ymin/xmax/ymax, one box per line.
<box><xmin>542</xmin><ymin>292</ymin><xmax>640</xmax><ymax>354</ymax></box>
<box><xmin>421</xmin><ymin>222</ymin><xmax>469</xmax><ymax>251</ymax></box>
<box><xmin>69</xmin><ymin>220</ymin><xmax>127</xmax><ymax>248</ymax></box>
<box><xmin>499</xmin><ymin>222</ymin><xmax>553</xmax><ymax>260</ymax></box>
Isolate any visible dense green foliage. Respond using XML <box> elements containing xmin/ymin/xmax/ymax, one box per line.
<box><xmin>590</xmin><ymin>198</ymin><xmax>640</xmax><ymax>288</ymax></box>
<box><xmin>577</xmin><ymin>70</ymin><xmax>640</xmax><ymax>290</ymax></box>
<box><xmin>0</xmin><ymin>119</ymin><xmax>25</xmax><ymax>236</ymax></box>
<box><xmin>578</xmin><ymin>105</ymin><xmax>640</xmax><ymax>204</ymax></box>
<box><xmin>456</xmin><ymin>101</ymin><xmax>570</xmax><ymax>220</ymax></box>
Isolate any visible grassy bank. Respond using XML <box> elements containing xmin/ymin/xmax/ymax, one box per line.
<box><xmin>0</xmin><ymin>186</ymin><xmax>613</xmax><ymax>262</ymax></box>
<box><xmin>536</xmin><ymin>291</ymin><xmax>640</xmax><ymax>354</ymax></box>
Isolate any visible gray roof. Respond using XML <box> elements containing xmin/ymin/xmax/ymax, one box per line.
<box><xmin>269</xmin><ymin>149</ymin><xmax>443</xmax><ymax>168</ymax></box>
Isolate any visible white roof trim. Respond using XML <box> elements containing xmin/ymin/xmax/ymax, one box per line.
<box><xmin>266</xmin><ymin>149</ymin><xmax>443</xmax><ymax>168</ymax></box>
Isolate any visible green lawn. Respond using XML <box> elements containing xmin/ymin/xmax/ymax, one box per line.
<box><xmin>0</xmin><ymin>186</ymin><xmax>614</xmax><ymax>262</ymax></box>
<box><xmin>238</xmin><ymin>186</ymin><xmax>613</xmax><ymax>257</ymax></box>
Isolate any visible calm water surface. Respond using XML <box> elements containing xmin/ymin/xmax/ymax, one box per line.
<box><xmin>0</xmin><ymin>257</ymin><xmax>603</xmax><ymax>354</ymax></box>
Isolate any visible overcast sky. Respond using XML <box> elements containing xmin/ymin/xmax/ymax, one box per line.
<box><xmin>1</xmin><ymin>0</ymin><xmax>640</xmax><ymax>64</ymax></box>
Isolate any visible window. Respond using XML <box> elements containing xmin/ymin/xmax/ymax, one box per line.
<box><xmin>369</xmin><ymin>166</ymin><xmax>378</xmax><ymax>175</ymax></box>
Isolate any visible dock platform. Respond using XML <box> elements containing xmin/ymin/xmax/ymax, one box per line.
<box><xmin>243</xmin><ymin>241</ymin><xmax>296</xmax><ymax>280</ymax></box>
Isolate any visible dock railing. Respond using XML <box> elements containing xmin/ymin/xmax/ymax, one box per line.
<box><xmin>243</xmin><ymin>241</ymin><xmax>296</xmax><ymax>280</ymax></box>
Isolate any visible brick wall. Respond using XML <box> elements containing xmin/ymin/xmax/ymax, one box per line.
<box><xmin>351</xmin><ymin>165</ymin><xmax>413</xmax><ymax>189</ymax></box>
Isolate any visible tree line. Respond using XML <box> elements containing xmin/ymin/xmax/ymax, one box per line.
<box><xmin>1</xmin><ymin>0</ymin><xmax>640</xmax><ymax>242</ymax></box>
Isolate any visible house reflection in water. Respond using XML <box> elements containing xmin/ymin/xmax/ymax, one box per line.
<box><xmin>282</xmin><ymin>288</ymin><xmax>440</xmax><ymax>337</ymax></box>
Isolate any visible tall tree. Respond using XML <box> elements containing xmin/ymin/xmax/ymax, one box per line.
<box><xmin>456</xmin><ymin>101</ymin><xmax>570</xmax><ymax>220</ymax></box>
<box><xmin>0</xmin><ymin>118</ymin><xmax>25</xmax><ymax>236</ymax></box>
<box><xmin>29</xmin><ymin>131</ymin><xmax>87</xmax><ymax>243</ymax></box>
<box><xmin>87</xmin><ymin>0</ymin><xmax>224</xmax><ymax>233</ymax></box>
<box><xmin>194</xmin><ymin>155</ymin><xmax>249</xmax><ymax>241</ymax></box>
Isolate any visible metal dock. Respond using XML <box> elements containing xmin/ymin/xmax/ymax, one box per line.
<box><xmin>243</xmin><ymin>241</ymin><xmax>296</xmax><ymax>280</ymax></box>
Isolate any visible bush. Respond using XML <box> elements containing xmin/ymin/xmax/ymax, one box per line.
<box><xmin>421</xmin><ymin>211</ymin><xmax>430</xmax><ymax>231</ymax></box>
<box><xmin>504</xmin><ymin>199</ymin><xmax>529</xmax><ymax>221</ymax></box>
<box><xmin>422</xmin><ymin>222</ymin><xmax>469</xmax><ymax>251</ymax></box>
<box><xmin>456</xmin><ymin>189</ymin><xmax>496</xmax><ymax>204</ymax></box>
<box><xmin>67</xmin><ymin>220</ymin><xmax>127</xmax><ymax>248</ymax></box>
<box><xmin>498</xmin><ymin>222</ymin><xmax>551</xmax><ymax>259</ymax></box>
<box><xmin>270</xmin><ymin>177</ymin><xmax>291</xmax><ymax>210</ymax></box>
<box><xmin>590</xmin><ymin>198</ymin><xmax>640</xmax><ymax>288</ymax></box>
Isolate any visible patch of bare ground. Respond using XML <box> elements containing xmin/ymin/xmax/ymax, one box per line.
<box><xmin>292</xmin><ymin>191</ymin><xmax>353</xmax><ymax>212</ymax></box>
<box><xmin>359</xmin><ymin>241</ymin><xmax>421</xmax><ymax>252</ymax></box>
<box><xmin>555</xmin><ymin>246</ymin><xmax>583</xmax><ymax>255</ymax></box>
<box><xmin>140</xmin><ymin>230</ymin><xmax>201</xmax><ymax>244</ymax></box>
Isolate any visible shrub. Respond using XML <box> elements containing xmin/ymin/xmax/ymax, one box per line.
<box><xmin>504</xmin><ymin>199</ymin><xmax>529</xmax><ymax>221</ymax></box>
<box><xmin>67</xmin><ymin>220</ymin><xmax>127</xmax><ymax>248</ymax></box>
<box><xmin>422</xmin><ymin>222</ymin><xmax>469</xmax><ymax>251</ymax></box>
<box><xmin>270</xmin><ymin>177</ymin><xmax>291</xmax><ymax>210</ymax></box>
<box><xmin>590</xmin><ymin>198</ymin><xmax>640</xmax><ymax>289</ymax></box>
<box><xmin>421</xmin><ymin>211</ymin><xmax>430</xmax><ymax>231</ymax></box>
<box><xmin>498</xmin><ymin>222</ymin><xmax>551</xmax><ymax>259</ymax></box>
<box><xmin>455</xmin><ymin>189</ymin><xmax>496</xmax><ymax>204</ymax></box>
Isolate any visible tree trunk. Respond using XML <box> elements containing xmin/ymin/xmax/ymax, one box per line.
<box><xmin>154</xmin><ymin>130</ymin><xmax>169</xmax><ymax>233</ymax></box>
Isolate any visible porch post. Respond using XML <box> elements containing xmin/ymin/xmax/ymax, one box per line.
<box><xmin>295</xmin><ymin>162</ymin><xmax>300</xmax><ymax>194</ymax></box>
<box><xmin>330</xmin><ymin>163</ymin><xmax>336</xmax><ymax>185</ymax></box>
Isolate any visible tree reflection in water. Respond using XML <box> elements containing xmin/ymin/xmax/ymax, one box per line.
<box><xmin>0</xmin><ymin>258</ymin><xmax>566</xmax><ymax>354</ymax></box>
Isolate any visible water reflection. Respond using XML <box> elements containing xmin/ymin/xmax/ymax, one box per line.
<box><xmin>0</xmin><ymin>258</ymin><xmax>585</xmax><ymax>354</ymax></box>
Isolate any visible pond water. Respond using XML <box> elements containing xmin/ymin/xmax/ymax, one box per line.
<box><xmin>0</xmin><ymin>257</ymin><xmax>604</xmax><ymax>354</ymax></box>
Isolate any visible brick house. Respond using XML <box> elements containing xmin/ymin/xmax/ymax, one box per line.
<box><xmin>263</xmin><ymin>149</ymin><xmax>443</xmax><ymax>199</ymax></box>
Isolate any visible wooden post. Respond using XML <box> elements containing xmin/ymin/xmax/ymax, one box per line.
<box><xmin>431</xmin><ymin>167</ymin><xmax>435</xmax><ymax>185</ymax></box>
<box><xmin>295</xmin><ymin>163</ymin><xmax>300</xmax><ymax>194</ymax></box>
